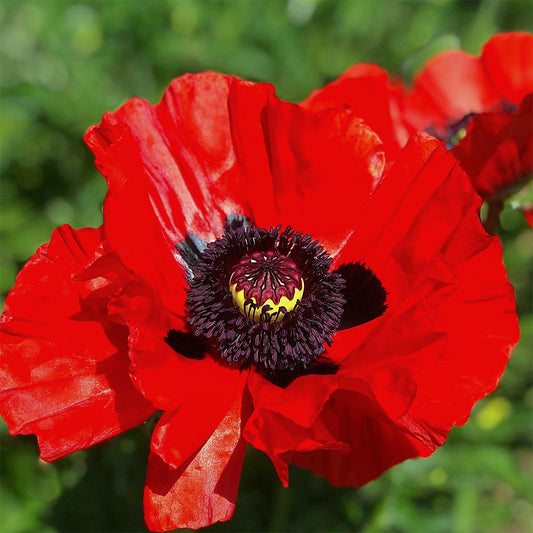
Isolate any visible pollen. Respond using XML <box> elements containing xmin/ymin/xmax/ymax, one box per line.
<box><xmin>229</xmin><ymin>251</ymin><xmax>304</xmax><ymax>323</ymax></box>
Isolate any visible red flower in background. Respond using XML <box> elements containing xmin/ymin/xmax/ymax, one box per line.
<box><xmin>303</xmin><ymin>32</ymin><xmax>533</xmax><ymax>228</ymax></box>
<box><xmin>0</xmin><ymin>72</ymin><xmax>519</xmax><ymax>531</ymax></box>
<box><xmin>451</xmin><ymin>94</ymin><xmax>533</xmax><ymax>199</ymax></box>
<box><xmin>452</xmin><ymin>93</ymin><xmax>533</xmax><ymax>232</ymax></box>
<box><xmin>402</xmin><ymin>33</ymin><xmax>533</xmax><ymax>140</ymax></box>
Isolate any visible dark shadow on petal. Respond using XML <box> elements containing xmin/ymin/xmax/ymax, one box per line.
<box><xmin>176</xmin><ymin>217</ymin><xmax>250</xmax><ymax>276</ymax></box>
<box><xmin>164</xmin><ymin>329</ymin><xmax>208</xmax><ymax>360</ymax></box>
<box><xmin>335</xmin><ymin>262</ymin><xmax>388</xmax><ymax>331</ymax></box>
<box><xmin>266</xmin><ymin>358</ymin><xmax>339</xmax><ymax>389</ymax></box>
<box><xmin>224</xmin><ymin>214</ymin><xmax>251</xmax><ymax>232</ymax></box>
<box><xmin>176</xmin><ymin>233</ymin><xmax>207</xmax><ymax>272</ymax></box>
<box><xmin>95</xmin><ymin>350</ymin><xmax>157</xmax><ymax>430</ymax></box>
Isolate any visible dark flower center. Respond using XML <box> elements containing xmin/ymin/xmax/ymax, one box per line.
<box><xmin>229</xmin><ymin>251</ymin><xmax>304</xmax><ymax>323</ymax></box>
<box><xmin>184</xmin><ymin>221</ymin><xmax>344</xmax><ymax>376</ymax></box>
<box><xmin>169</xmin><ymin>216</ymin><xmax>388</xmax><ymax>386</ymax></box>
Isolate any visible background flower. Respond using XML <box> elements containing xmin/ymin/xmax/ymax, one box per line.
<box><xmin>1</xmin><ymin>1</ymin><xmax>532</xmax><ymax>532</ymax></box>
<box><xmin>302</xmin><ymin>32</ymin><xmax>533</xmax><ymax>231</ymax></box>
<box><xmin>400</xmin><ymin>33</ymin><xmax>533</xmax><ymax>140</ymax></box>
<box><xmin>403</xmin><ymin>32</ymin><xmax>533</xmax><ymax>231</ymax></box>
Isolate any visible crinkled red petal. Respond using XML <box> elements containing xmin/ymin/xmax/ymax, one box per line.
<box><xmin>452</xmin><ymin>93</ymin><xmax>533</xmax><ymax>199</ymax></box>
<box><xmin>150</xmin><ymin>365</ymin><xmax>248</xmax><ymax>469</ymax></box>
<box><xmin>115</xmin><ymin>282</ymin><xmax>247</xmax><ymax>411</ymax></box>
<box><xmin>85</xmin><ymin>72</ymin><xmax>388</xmax><ymax>287</ymax></box>
<box><xmin>84</xmin><ymin>114</ymin><xmax>189</xmax><ymax>313</ymax></box>
<box><xmin>0</xmin><ymin>225</ymin><xmax>156</xmax><ymax>461</ymax></box>
<box><xmin>243</xmin><ymin>135</ymin><xmax>518</xmax><ymax>485</ymax></box>
<box><xmin>245</xmin><ymin>365</ymin><xmax>419</xmax><ymax>486</ymax></box>
<box><xmin>291</xmin><ymin>390</ymin><xmax>428</xmax><ymax>486</ymax></box>
<box><xmin>229</xmin><ymin>81</ymin><xmax>386</xmax><ymax>255</ymax></box>
<box><xmin>301</xmin><ymin>63</ymin><xmax>407</xmax><ymax>154</ymax></box>
<box><xmin>243</xmin><ymin>368</ymin><xmax>347</xmax><ymax>484</ymax></box>
<box><xmin>334</xmin><ymin>135</ymin><xmax>517</xmax><ymax>454</ymax></box>
<box><xmin>244</xmin><ymin>402</ymin><xmax>348</xmax><ymax>487</ymax></box>
<box><xmin>247</xmin><ymin>367</ymin><xmax>340</xmax><ymax>429</ymax></box>
<box><xmin>84</xmin><ymin>74</ymin><xmax>279</xmax><ymax>314</ymax></box>
<box><xmin>144</xmin><ymin>390</ymin><xmax>251</xmax><ymax>531</ymax></box>
<box><xmin>71</xmin><ymin>237</ymin><xmax>199</xmax><ymax>412</ymax></box>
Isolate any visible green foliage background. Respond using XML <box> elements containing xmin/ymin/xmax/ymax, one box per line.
<box><xmin>1</xmin><ymin>1</ymin><xmax>532</xmax><ymax>532</ymax></box>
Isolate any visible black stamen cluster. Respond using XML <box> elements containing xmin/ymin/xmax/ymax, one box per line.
<box><xmin>186</xmin><ymin>224</ymin><xmax>345</xmax><ymax>378</ymax></box>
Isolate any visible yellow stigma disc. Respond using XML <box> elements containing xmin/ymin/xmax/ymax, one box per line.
<box><xmin>229</xmin><ymin>276</ymin><xmax>304</xmax><ymax>324</ymax></box>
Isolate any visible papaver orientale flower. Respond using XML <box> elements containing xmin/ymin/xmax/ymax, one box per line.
<box><xmin>451</xmin><ymin>93</ymin><xmax>533</xmax><ymax>232</ymax></box>
<box><xmin>0</xmin><ymin>72</ymin><xmax>519</xmax><ymax>531</ymax></box>
<box><xmin>303</xmin><ymin>32</ymin><xmax>533</xmax><ymax>228</ymax></box>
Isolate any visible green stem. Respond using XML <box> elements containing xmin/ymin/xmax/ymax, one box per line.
<box><xmin>268</xmin><ymin>482</ymin><xmax>292</xmax><ymax>533</ymax></box>
<box><xmin>483</xmin><ymin>198</ymin><xmax>504</xmax><ymax>235</ymax></box>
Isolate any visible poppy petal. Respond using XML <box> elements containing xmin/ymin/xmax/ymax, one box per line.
<box><xmin>242</xmin><ymin>133</ymin><xmax>516</xmax><ymax>489</ymax></box>
<box><xmin>247</xmin><ymin>368</ymin><xmax>340</xmax><ymax>430</ymax></box>
<box><xmin>229</xmin><ymin>82</ymin><xmax>386</xmax><ymax>255</ymax></box>
<box><xmin>144</xmin><ymin>390</ymin><xmax>251</xmax><ymax>531</ymax></box>
<box><xmin>150</xmin><ymin>365</ymin><xmax>248</xmax><ymax>469</ymax></box>
<box><xmin>236</xmin><ymin>134</ymin><xmax>516</xmax><ymax>489</ymax></box>
<box><xmin>244</xmin><ymin>369</ymin><xmax>348</xmax><ymax>485</ymax></box>
<box><xmin>301</xmin><ymin>63</ymin><xmax>407</xmax><ymax>153</ymax></box>
<box><xmin>327</xmin><ymin>134</ymin><xmax>518</xmax><ymax>456</ymax></box>
<box><xmin>84</xmin><ymin>73</ymin><xmax>264</xmax><ymax>314</ymax></box>
<box><xmin>75</xmin><ymin>252</ymin><xmax>192</xmax><ymax>411</ymax></box>
<box><xmin>408</xmin><ymin>50</ymin><xmax>501</xmax><ymax>129</ymax></box>
<box><xmin>84</xmin><ymin>114</ymin><xmax>189</xmax><ymax>313</ymax></box>
<box><xmin>0</xmin><ymin>225</ymin><xmax>156</xmax><ymax>461</ymax></box>
<box><xmin>481</xmin><ymin>32</ymin><xmax>533</xmax><ymax>103</ymax></box>
<box><xmin>292</xmin><ymin>389</ymin><xmax>427</xmax><ymax>487</ymax></box>
<box><xmin>86</xmin><ymin>72</ymin><xmax>386</xmax><ymax>271</ymax></box>
<box><xmin>452</xmin><ymin>92</ymin><xmax>533</xmax><ymax>199</ymax></box>
<box><xmin>403</xmin><ymin>33</ymin><xmax>533</xmax><ymax>138</ymax></box>
<box><xmin>117</xmin><ymin>282</ymin><xmax>248</xmax><ymax>412</ymax></box>
<box><xmin>85</xmin><ymin>73</ymin><xmax>241</xmax><ymax>243</ymax></box>
<box><xmin>244</xmin><ymin>405</ymin><xmax>348</xmax><ymax>487</ymax></box>
<box><xmin>336</xmin><ymin>133</ymin><xmax>477</xmax><ymax>267</ymax></box>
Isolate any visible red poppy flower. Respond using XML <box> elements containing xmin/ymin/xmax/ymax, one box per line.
<box><xmin>402</xmin><ymin>33</ymin><xmax>533</xmax><ymax>140</ymax></box>
<box><xmin>0</xmin><ymin>72</ymin><xmax>519</xmax><ymax>531</ymax></box>
<box><xmin>404</xmin><ymin>33</ymin><xmax>533</xmax><ymax>227</ymax></box>
<box><xmin>303</xmin><ymin>33</ymin><xmax>533</xmax><ymax>227</ymax></box>
<box><xmin>451</xmin><ymin>92</ymin><xmax>533</xmax><ymax>232</ymax></box>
